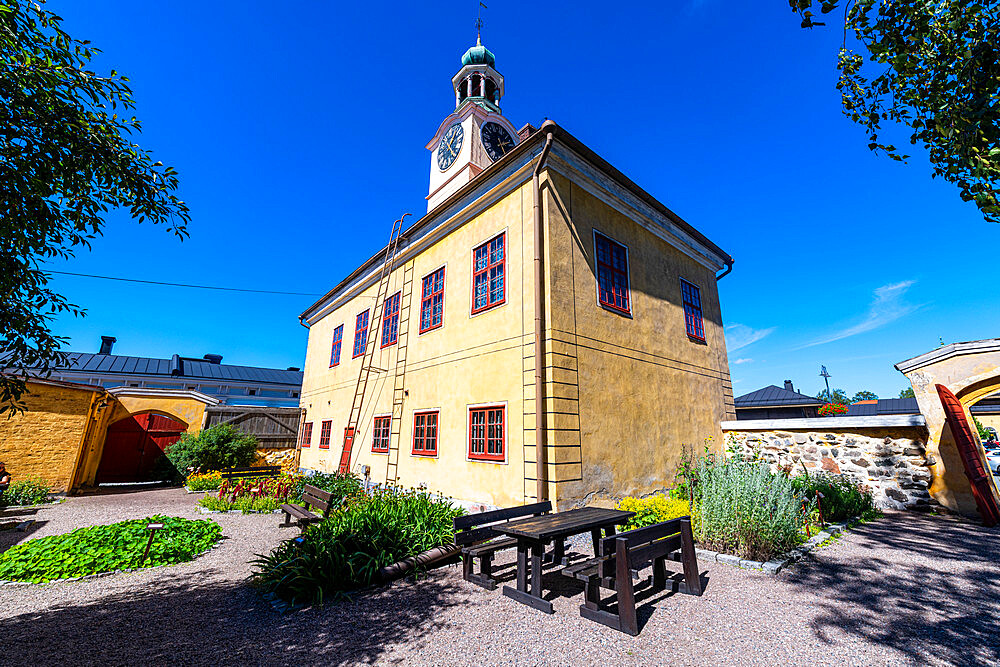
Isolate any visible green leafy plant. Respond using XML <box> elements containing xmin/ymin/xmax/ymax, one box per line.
<box><xmin>694</xmin><ymin>456</ymin><xmax>810</xmax><ymax>561</ymax></box>
<box><xmin>0</xmin><ymin>0</ymin><xmax>190</xmax><ymax>415</ymax></box>
<box><xmin>973</xmin><ymin>415</ymin><xmax>991</xmax><ymax>441</ymax></box>
<box><xmin>852</xmin><ymin>390</ymin><xmax>878</xmax><ymax>402</ymax></box>
<box><xmin>290</xmin><ymin>471</ymin><xmax>364</xmax><ymax>505</ymax></box>
<box><xmin>617</xmin><ymin>495</ymin><xmax>690</xmax><ymax>531</ymax></box>
<box><xmin>163</xmin><ymin>424</ymin><xmax>258</xmax><ymax>480</ymax></box>
<box><xmin>199</xmin><ymin>494</ymin><xmax>281</xmax><ymax>513</ymax></box>
<box><xmin>791</xmin><ymin>472</ymin><xmax>875</xmax><ymax>523</ymax></box>
<box><xmin>0</xmin><ymin>477</ymin><xmax>52</xmax><ymax>506</ymax></box>
<box><xmin>0</xmin><ymin>515</ymin><xmax>220</xmax><ymax>583</ymax></box>
<box><xmin>251</xmin><ymin>487</ymin><xmax>464</xmax><ymax>606</ymax></box>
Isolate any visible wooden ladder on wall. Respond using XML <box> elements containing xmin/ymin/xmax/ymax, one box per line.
<box><xmin>337</xmin><ymin>215</ymin><xmax>408</xmax><ymax>475</ymax></box>
<box><xmin>384</xmin><ymin>261</ymin><xmax>414</xmax><ymax>486</ymax></box>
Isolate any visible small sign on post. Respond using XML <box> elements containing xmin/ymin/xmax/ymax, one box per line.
<box><xmin>140</xmin><ymin>522</ymin><xmax>164</xmax><ymax>566</ymax></box>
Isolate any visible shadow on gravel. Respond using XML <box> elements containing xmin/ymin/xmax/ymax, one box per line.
<box><xmin>0</xmin><ymin>569</ymin><xmax>469</xmax><ymax>665</ymax></box>
<box><xmin>788</xmin><ymin>512</ymin><xmax>1000</xmax><ymax>667</ymax></box>
<box><xmin>0</xmin><ymin>519</ymin><xmax>48</xmax><ymax>554</ymax></box>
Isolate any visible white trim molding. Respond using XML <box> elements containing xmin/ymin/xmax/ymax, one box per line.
<box><xmin>107</xmin><ymin>387</ymin><xmax>220</xmax><ymax>405</ymax></box>
<box><xmin>895</xmin><ymin>338</ymin><xmax>1000</xmax><ymax>374</ymax></box>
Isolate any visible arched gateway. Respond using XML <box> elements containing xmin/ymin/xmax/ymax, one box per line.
<box><xmin>896</xmin><ymin>339</ymin><xmax>1000</xmax><ymax>519</ymax></box>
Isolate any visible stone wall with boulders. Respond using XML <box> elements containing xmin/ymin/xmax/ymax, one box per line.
<box><xmin>724</xmin><ymin>426</ymin><xmax>937</xmax><ymax>511</ymax></box>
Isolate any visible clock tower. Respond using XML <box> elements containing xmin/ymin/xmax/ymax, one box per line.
<box><xmin>425</xmin><ymin>38</ymin><xmax>520</xmax><ymax>212</ymax></box>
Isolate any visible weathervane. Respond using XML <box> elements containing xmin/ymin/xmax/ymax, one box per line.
<box><xmin>475</xmin><ymin>1</ymin><xmax>487</xmax><ymax>45</ymax></box>
<box><xmin>819</xmin><ymin>365</ymin><xmax>832</xmax><ymax>402</ymax></box>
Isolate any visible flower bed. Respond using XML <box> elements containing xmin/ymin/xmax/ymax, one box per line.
<box><xmin>0</xmin><ymin>478</ymin><xmax>53</xmax><ymax>507</ymax></box>
<box><xmin>251</xmin><ymin>487</ymin><xmax>463</xmax><ymax>606</ymax></box>
<box><xmin>197</xmin><ymin>471</ymin><xmax>364</xmax><ymax>514</ymax></box>
<box><xmin>0</xmin><ymin>515</ymin><xmax>221</xmax><ymax>583</ymax></box>
<box><xmin>185</xmin><ymin>471</ymin><xmax>223</xmax><ymax>492</ymax></box>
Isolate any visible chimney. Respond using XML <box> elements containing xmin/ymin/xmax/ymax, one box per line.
<box><xmin>203</xmin><ymin>354</ymin><xmax>223</xmax><ymax>365</ymax></box>
<box><xmin>784</xmin><ymin>380</ymin><xmax>795</xmax><ymax>393</ymax></box>
<box><xmin>286</xmin><ymin>366</ymin><xmax>300</xmax><ymax>371</ymax></box>
<box><xmin>99</xmin><ymin>336</ymin><xmax>117</xmax><ymax>355</ymax></box>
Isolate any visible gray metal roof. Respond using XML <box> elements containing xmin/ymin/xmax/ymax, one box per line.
<box><xmin>46</xmin><ymin>352</ymin><xmax>303</xmax><ymax>386</ymax></box>
<box><xmin>734</xmin><ymin>385</ymin><xmax>825</xmax><ymax>408</ymax></box>
<box><xmin>845</xmin><ymin>397</ymin><xmax>920</xmax><ymax>417</ymax></box>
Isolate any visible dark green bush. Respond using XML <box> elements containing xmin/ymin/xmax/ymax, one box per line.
<box><xmin>0</xmin><ymin>477</ymin><xmax>52</xmax><ymax>506</ymax></box>
<box><xmin>290</xmin><ymin>471</ymin><xmax>364</xmax><ymax>505</ymax></box>
<box><xmin>163</xmin><ymin>424</ymin><xmax>258</xmax><ymax>479</ymax></box>
<box><xmin>0</xmin><ymin>515</ymin><xmax>221</xmax><ymax>583</ymax></box>
<box><xmin>251</xmin><ymin>487</ymin><xmax>463</xmax><ymax>606</ymax></box>
<box><xmin>791</xmin><ymin>472</ymin><xmax>875</xmax><ymax>522</ymax></box>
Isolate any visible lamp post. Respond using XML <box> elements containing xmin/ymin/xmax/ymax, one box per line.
<box><xmin>820</xmin><ymin>365</ymin><xmax>832</xmax><ymax>402</ymax></box>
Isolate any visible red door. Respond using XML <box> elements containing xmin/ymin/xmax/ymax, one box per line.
<box><xmin>97</xmin><ymin>413</ymin><xmax>186</xmax><ymax>483</ymax></box>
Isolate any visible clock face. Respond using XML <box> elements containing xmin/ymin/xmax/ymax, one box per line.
<box><xmin>481</xmin><ymin>121</ymin><xmax>516</xmax><ymax>162</ymax></box>
<box><xmin>437</xmin><ymin>123</ymin><xmax>464</xmax><ymax>171</ymax></box>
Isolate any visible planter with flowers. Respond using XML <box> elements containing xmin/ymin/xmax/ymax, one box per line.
<box><xmin>818</xmin><ymin>402</ymin><xmax>849</xmax><ymax>417</ymax></box>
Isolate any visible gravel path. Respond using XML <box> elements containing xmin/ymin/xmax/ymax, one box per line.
<box><xmin>1</xmin><ymin>489</ymin><xmax>998</xmax><ymax>666</ymax></box>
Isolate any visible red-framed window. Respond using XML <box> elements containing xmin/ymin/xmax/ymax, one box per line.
<box><xmin>595</xmin><ymin>232</ymin><xmax>630</xmax><ymax>314</ymax></box>
<box><xmin>318</xmin><ymin>420</ymin><xmax>332</xmax><ymax>449</ymax></box>
<box><xmin>381</xmin><ymin>292</ymin><xmax>401</xmax><ymax>348</ymax></box>
<box><xmin>300</xmin><ymin>422</ymin><xmax>313</xmax><ymax>448</ymax></box>
<box><xmin>680</xmin><ymin>279</ymin><xmax>705</xmax><ymax>341</ymax></box>
<box><xmin>472</xmin><ymin>233</ymin><xmax>505</xmax><ymax>314</ymax></box>
<box><xmin>412</xmin><ymin>411</ymin><xmax>439</xmax><ymax>456</ymax></box>
<box><xmin>352</xmin><ymin>309</ymin><xmax>370</xmax><ymax>358</ymax></box>
<box><xmin>419</xmin><ymin>267</ymin><xmax>445</xmax><ymax>333</ymax></box>
<box><xmin>372</xmin><ymin>415</ymin><xmax>390</xmax><ymax>453</ymax></box>
<box><xmin>468</xmin><ymin>405</ymin><xmax>505</xmax><ymax>462</ymax></box>
<box><xmin>329</xmin><ymin>324</ymin><xmax>344</xmax><ymax>367</ymax></box>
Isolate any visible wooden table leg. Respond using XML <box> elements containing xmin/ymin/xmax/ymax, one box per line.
<box><xmin>591</xmin><ymin>529</ymin><xmax>602</xmax><ymax>556</ymax></box>
<box><xmin>552</xmin><ymin>537</ymin><xmax>566</xmax><ymax>565</ymax></box>
<box><xmin>502</xmin><ymin>538</ymin><xmax>554</xmax><ymax>614</ymax></box>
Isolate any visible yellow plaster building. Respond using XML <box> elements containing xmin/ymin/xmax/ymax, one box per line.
<box><xmin>297</xmin><ymin>42</ymin><xmax>735</xmax><ymax>509</ymax></box>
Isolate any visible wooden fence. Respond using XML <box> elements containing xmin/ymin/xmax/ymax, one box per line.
<box><xmin>203</xmin><ymin>406</ymin><xmax>302</xmax><ymax>449</ymax></box>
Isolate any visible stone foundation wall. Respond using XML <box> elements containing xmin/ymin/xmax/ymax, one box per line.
<box><xmin>255</xmin><ymin>447</ymin><xmax>297</xmax><ymax>473</ymax></box>
<box><xmin>724</xmin><ymin>426</ymin><xmax>936</xmax><ymax>510</ymax></box>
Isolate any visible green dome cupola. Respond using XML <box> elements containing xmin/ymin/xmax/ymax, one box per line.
<box><xmin>452</xmin><ymin>37</ymin><xmax>504</xmax><ymax>112</ymax></box>
<box><xmin>461</xmin><ymin>40</ymin><xmax>496</xmax><ymax>68</ymax></box>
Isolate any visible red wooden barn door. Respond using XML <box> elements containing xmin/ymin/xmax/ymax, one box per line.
<box><xmin>97</xmin><ymin>413</ymin><xmax>186</xmax><ymax>483</ymax></box>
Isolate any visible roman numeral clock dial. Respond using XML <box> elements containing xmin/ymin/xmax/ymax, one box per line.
<box><xmin>437</xmin><ymin>122</ymin><xmax>464</xmax><ymax>171</ymax></box>
<box><xmin>481</xmin><ymin>121</ymin><xmax>515</xmax><ymax>162</ymax></box>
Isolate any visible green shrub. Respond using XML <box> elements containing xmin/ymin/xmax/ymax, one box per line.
<box><xmin>695</xmin><ymin>457</ymin><xmax>809</xmax><ymax>561</ymax></box>
<box><xmin>291</xmin><ymin>471</ymin><xmax>364</xmax><ymax>504</ymax></box>
<box><xmin>0</xmin><ymin>515</ymin><xmax>221</xmax><ymax>583</ymax></box>
<box><xmin>251</xmin><ymin>487</ymin><xmax>463</xmax><ymax>606</ymax></box>
<box><xmin>617</xmin><ymin>495</ymin><xmax>690</xmax><ymax>531</ymax></box>
<box><xmin>1</xmin><ymin>478</ymin><xmax>52</xmax><ymax>506</ymax></box>
<box><xmin>791</xmin><ymin>472</ymin><xmax>875</xmax><ymax>523</ymax></box>
<box><xmin>163</xmin><ymin>424</ymin><xmax>258</xmax><ymax>479</ymax></box>
<box><xmin>199</xmin><ymin>494</ymin><xmax>281</xmax><ymax>513</ymax></box>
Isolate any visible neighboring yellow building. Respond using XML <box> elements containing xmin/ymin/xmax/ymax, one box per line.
<box><xmin>297</xmin><ymin>41</ymin><xmax>734</xmax><ymax>509</ymax></box>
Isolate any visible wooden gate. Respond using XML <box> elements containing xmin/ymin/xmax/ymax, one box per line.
<box><xmin>203</xmin><ymin>406</ymin><xmax>302</xmax><ymax>449</ymax></box>
<box><xmin>96</xmin><ymin>413</ymin><xmax>186</xmax><ymax>483</ymax></box>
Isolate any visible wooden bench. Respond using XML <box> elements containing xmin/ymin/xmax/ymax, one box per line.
<box><xmin>220</xmin><ymin>465</ymin><xmax>281</xmax><ymax>481</ymax></box>
<box><xmin>279</xmin><ymin>484</ymin><xmax>335</xmax><ymax>530</ymax></box>
<box><xmin>453</xmin><ymin>501</ymin><xmax>553</xmax><ymax>590</ymax></box>
<box><xmin>564</xmin><ymin>516</ymin><xmax>702</xmax><ymax>636</ymax></box>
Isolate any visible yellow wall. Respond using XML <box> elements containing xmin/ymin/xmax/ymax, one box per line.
<box><xmin>300</xmin><ymin>181</ymin><xmax>534</xmax><ymax>507</ymax></box>
<box><xmin>0</xmin><ymin>382</ymin><xmax>102</xmax><ymax>492</ymax></box>
<box><xmin>299</xmin><ymin>168</ymin><xmax>731</xmax><ymax>508</ymax></box>
<box><xmin>543</xmin><ymin>173</ymin><xmax>733</xmax><ymax>507</ymax></box>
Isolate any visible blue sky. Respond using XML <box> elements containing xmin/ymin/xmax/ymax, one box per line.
<box><xmin>44</xmin><ymin>1</ymin><xmax>998</xmax><ymax>399</ymax></box>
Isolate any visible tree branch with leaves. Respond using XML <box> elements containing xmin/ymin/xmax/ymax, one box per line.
<box><xmin>0</xmin><ymin>0</ymin><xmax>190</xmax><ymax>414</ymax></box>
<box><xmin>790</xmin><ymin>0</ymin><xmax>1000</xmax><ymax>223</ymax></box>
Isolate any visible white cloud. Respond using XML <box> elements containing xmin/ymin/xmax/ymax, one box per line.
<box><xmin>798</xmin><ymin>280</ymin><xmax>921</xmax><ymax>349</ymax></box>
<box><xmin>726</xmin><ymin>323</ymin><xmax>776</xmax><ymax>352</ymax></box>
<box><xmin>733</xmin><ymin>358</ymin><xmax>753</xmax><ymax>365</ymax></box>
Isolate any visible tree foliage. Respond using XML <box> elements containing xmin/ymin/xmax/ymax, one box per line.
<box><xmin>899</xmin><ymin>386</ymin><xmax>915</xmax><ymax>398</ymax></box>
<box><xmin>816</xmin><ymin>387</ymin><xmax>851</xmax><ymax>405</ymax></box>
<box><xmin>0</xmin><ymin>0</ymin><xmax>189</xmax><ymax>414</ymax></box>
<box><xmin>790</xmin><ymin>0</ymin><xmax>1000</xmax><ymax>223</ymax></box>
<box><xmin>852</xmin><ymin>389</ymin><xmax>879</xmax><ymax>401</ymax></box>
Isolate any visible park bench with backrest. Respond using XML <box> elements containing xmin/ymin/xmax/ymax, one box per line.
<box><xmin>279</xmin><ymin>484</ymin><xmax>335</xmax><ymax>530</ymax></box>
<box><xmin>220</xmin><ymin>465</ymin><xmax>281</xmax><ymax>481</ymax></box>
<box><xmin>453</xmin><ymin>501</ymin><xmax>554</xmax><ymax>590</ymax></box>
<box><xmin>564</xmin><ymin>516</ymin><xmax>703</xmax><ymax>635</ymax></box>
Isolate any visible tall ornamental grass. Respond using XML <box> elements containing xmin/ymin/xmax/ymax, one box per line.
<box><xmin>695</xmin><ymin>457</ymin><xmax>809</xmax><ymax>561</ymax></box>
<box><xmin>251</xmin><ymin>487</ymin><xmax>463</xmax><ymax>606</ymax></box>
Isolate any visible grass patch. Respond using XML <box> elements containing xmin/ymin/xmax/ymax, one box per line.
<box><xmin>0</xmin><ymin>515</ymin><xmax>221</xmax><ymax>583</ymax></box>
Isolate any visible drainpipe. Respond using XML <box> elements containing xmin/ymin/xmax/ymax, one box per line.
<box><xmin>533</xmin><ymin>126</ymin><xmax>555</xmax><ymax>503</ymax></box>
<box><xmin>716</xmin><ymin>259</ymin><xmax>734</xmax><ymax>281</ymax></box>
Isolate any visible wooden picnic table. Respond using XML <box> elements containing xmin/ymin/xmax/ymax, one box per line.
<box><xmin>493</xmin><ymin>507</ymin><xmax>634</xmax><ymax>614</ymax></box>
